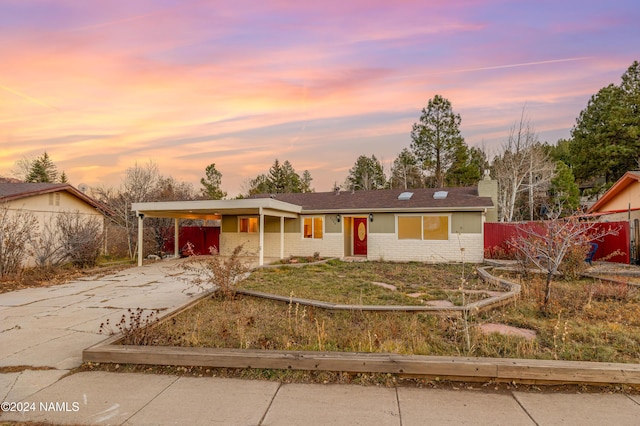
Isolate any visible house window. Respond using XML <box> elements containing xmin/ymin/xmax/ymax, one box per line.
<box><xmin>423</xmin><ymin>216</ymin><xmax>448</xmax><ymax>240</ymax></box>
<box><xmin>303</xmin><ymin>217</ymin><xmax>323</xmax><ymax>239</ymax></box>
<box><xmin>239</xmin><ymin>217</ymin><xmax>258</xmax><ymax>233</ymax></box>
<box><xmin>398</xmin><ymin>216</ymin><xmax>422</xmax><ymax>239</ymax></box>
<box><xmin>48</xmin><ymin>193</ymin><xmax>60</xmax><ymax>206</ymax></box>
<box><xmin>398</xmin><ymin>215</ymin><xmax>449</xmax><ymax>240</ymax></box>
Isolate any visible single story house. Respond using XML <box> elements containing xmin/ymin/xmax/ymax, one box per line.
<box><xmin>587</xmin><ymin>171</ymin><xmax>640</xmax><ymax>222</ymax></box>
<box><xmin>0</xmin><ymin>182</ymin><xmax>108</xmax><ymax>221</ymax></box>
<box><xmin>132</xmin><ymin>181</ymin><xmax>496</xmax><ymax>266</ymax></box>
<box><xmin>586</xmin><ymin>171</ymin><xmax>640</xmax><ymax>264</ymax></box>
<box><xmin>0</xmin><ymin>182</ymin><xmax>110</xmax><ymax>266</ymax></box>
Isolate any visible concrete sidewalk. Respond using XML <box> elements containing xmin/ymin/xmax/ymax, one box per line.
<box><xmin>2</xmin><ymin>260</ymin><xmax>640</xmax><ymax>425</ymax></box>
<box><xmin>2</xmin><ymin>370</ymin><xmax>640</xmax><ymax>425</ymax></box>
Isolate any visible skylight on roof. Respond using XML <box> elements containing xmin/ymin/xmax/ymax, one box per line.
<box><xmin>398</xmin><ymin>192</ymin><xmax>413</xmax><ymax>201</ymax></box>
<box><xmin>433</xmin><ymin>191</ymin><xmax>448</xmax><ymax>199</ymax></box>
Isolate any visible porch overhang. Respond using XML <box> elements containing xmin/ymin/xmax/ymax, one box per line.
<box><xmin>132</xmin><ymin>198</ymin><xmax>302</xmax><ymax>267</ymax></box>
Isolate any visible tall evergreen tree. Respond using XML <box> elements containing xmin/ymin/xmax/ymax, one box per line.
<box><xmin>410</xmin><ymin>95</ymin><xmax>466</xmax><ymax>188</ymax></box>
<box><xmin>200</xmin><ymin>163</ymin><xmax>227</xmax><ymax>200</ymax></box>
<box><xmin>445</xmin><ymin>146</ymin><xmax>487</xmax><ymax>187</ymax></box>
<box><xmin>25</xmin><ymin>152</ymin><xmax>58</xmax><ymax>183</ymax></box>
<box><xmin>346</xmin><ymin>155</ymin><xmax>386</xmax><ymax>191</ymax></box>
<box><xmin>246</xmin><ymin>159</ymin><xmax>312</xmax><ymax>194</ymax></box>
<box><xmin>569</xmin><ymin>61</ymin><xmax>640</xmax><ymax>188</ymax></box>
<box><xmin>548</xmin><ymin>161</ymin><xmax>580</xmax><ymax>215</ymax></box>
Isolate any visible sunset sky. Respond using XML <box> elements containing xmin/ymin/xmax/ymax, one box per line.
<box><xmin>1</xmin><ymin>0</ymin><xmax>638</xmax><ymax>196</ymax></box>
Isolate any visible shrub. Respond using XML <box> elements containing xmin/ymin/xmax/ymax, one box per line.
<box><xmin>182</xmin><ymin>244</ymin><xmax>252</xmax><ymax>299</ymax></box>
<box><xmin>30</xmin><ymin>218</ymin><xmax>66</xmax><ymax>270</ymax></box>
<box><xmin>0</xmin><ymin>204</ymin><xmax>38</xmax><ymax>277</ymax></box>
<box><xmin>56</xmin><ymin>211</ymin><xmax>104</xmax><ymax>268</ymax></box>
<box><xmin>99</xmin><ymin>308</ymin><xmax>162</xmax><ymax>345</ymax></box>
<box><xmin>558</xmin><ymin>242</ymin><xmax>590</xmax><ymax>280</ymax></box>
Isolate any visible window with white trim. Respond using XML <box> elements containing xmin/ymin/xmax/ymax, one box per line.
<box><xmin>239</xmin><ymin>217</ymin><xmax>258</xmax><ymax>233</ymax></box>
<box><xmin>303</xmin><ymin>217</ymin><xmax>323</xmax><ymax>239</ymax></box>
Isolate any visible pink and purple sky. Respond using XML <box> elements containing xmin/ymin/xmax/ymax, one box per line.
<box><xmin>1</xmin><ymin>0</ymin><xmax>638</xmax><ymax>196</ymax></box>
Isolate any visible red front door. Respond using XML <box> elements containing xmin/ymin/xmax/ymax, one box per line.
<box><xmin>353</xmin><ymin>217</ymin><xmax>368</xmax><ymax>256</ymax></box>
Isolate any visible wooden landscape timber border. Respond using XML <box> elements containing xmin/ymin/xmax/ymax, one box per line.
<box><xmin>82</xmin><ymin>264</ymin><xmax>640</xmax><ymax>386</ymax></box>
<box><xmin>235</xmin><ymin>266</ymin><xmax>519</xmax><ymax>316</ymax></box>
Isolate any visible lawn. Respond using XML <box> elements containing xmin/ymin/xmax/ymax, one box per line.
<box><xmin>146</xmin><ymin>260</ymin><xmax>640</xmax><ymax>364</ymax></box>
<box><xmin>238</xmin><ymin>259</ymin><xmax>498</xmax><ymax>306</ymax></box>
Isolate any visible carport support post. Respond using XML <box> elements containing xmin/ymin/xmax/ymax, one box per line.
<box><xmin>280</xmin><ymin>216</ymin><xmax>284</xmax><ymax>260</ymax></box>
<box><xmin>137</xmin><ymin>213</ymin><xmax>144</xmax><ymax>267</ymax></box>
<box><xmin>174</xmin><ymin>218</ymin><xmax>179</xmax><ymax>258</ymax></box>
<box><xmin>259</xmin><ymin>207</ymin><xmax>264</xmax><ymax>266</ymax></box>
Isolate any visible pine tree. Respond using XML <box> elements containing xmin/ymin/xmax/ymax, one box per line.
<box><xmin>549</xmin><ymin>161</ymin><xmax>580</xmax><ymax>215</ymax></box>
<box><xmin>410</xmin><ymin>95</ymin><xmax>467</xmax><ymax>188</ymax></box>
<box><xmin>200</xmin><ymin>163</ymin><xmax>227</xmax><ymax>200</ymax></box>
<box><xmin>346</xmin><ymin>155</ymin><xmax>386</xmax><ymax>191</ymax></box>
<box><xmin>246</xmin><ymin>159</ymin><xmax>312</xmax><ymax>194</ymax></box>
<box><xmin>25</xmin><ymin>152</ymin><xmax>58</xmax><ymax>183</ymax></box>
<box><xmin>569</xmin><ymin>61</ymin><xmax>640</xmax><ymax>187</ymax></box>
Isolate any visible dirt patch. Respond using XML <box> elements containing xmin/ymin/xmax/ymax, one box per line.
<box><xmin>425</xmin><ymin>300</ymin><xmax>455</xmax><ymax>308</ymax></box>
<box><xmin>478</xmin><ymin>323</ymin><xmax>536</xmax><ymax>341</ymax></box>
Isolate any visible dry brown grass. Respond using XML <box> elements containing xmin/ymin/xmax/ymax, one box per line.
<box><xmin>147</xmin><ymin>263</ymin><xmax>640</xmax><ymax>364</ymax></box>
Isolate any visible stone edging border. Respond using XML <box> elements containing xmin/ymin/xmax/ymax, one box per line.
<box><xmin>235</xmin><ymin>266</ymin><xmax>520</xmax><ymax>316</ymax></box>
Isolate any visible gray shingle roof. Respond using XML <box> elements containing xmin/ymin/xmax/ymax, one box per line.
<box><xmin>250</xmin><ymin>187</ymin><xmax>493</xmax><ymax>212</ymax></box>
<box><xmin>0</xmin><ymin>183</ymin><xmax>112</xmax><ymax>215</ymax></box>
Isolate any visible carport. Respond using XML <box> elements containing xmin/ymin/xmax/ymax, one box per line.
<box><xmin>132</xmin><ymin>198</ymin><xmax>302</xmax><ymax>267</ymax></box>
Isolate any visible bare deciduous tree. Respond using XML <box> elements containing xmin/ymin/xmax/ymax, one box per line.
<box><xmin>510</xmin><ymin>214</ymin><xmax>618</xmax><ymax>309</ymax></box>
<box><xmin>94</xmin><ymin>161</ymin><xmax>160</xmax><ymax>259</ymax></box>
<box><xmin>492</xmin><ymin>110</ymin><xmax>555</xmax><ymax>222</ymax></box>
<box><xmin>0</xmin><ymin>204</ymin><xmax>38</xmax><ymax>277</ymax></box>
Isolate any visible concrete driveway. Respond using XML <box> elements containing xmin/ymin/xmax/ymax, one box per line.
<box><xmin>0</xmin><ymin>259</ymin><xmax>205</xmax><ymax>396</ymax></box>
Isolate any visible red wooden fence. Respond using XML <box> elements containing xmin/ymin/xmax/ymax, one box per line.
<box><xmin>484</xmin><ymin>221</ymin><xmax>630</xmax><ymax>264</ymax></box>
<box><xmin>162</xmin><ymin>226</ymin><xmax>220</xmax><ymax>256</ymax></box>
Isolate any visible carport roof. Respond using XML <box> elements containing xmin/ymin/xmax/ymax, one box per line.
<box><xmin>132</xmin><ymin>198</ymin><xmax>302</xmax><ymax>219</ymax></box>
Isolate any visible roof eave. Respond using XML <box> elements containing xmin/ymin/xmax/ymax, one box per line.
<box><xmin>300</xmin><ymin>206</ymin><xmax>493</xmax><ymax>214</ymax></box>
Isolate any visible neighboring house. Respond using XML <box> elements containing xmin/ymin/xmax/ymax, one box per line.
<box><xmin>0</xmin><ymin>183</ymin><xmax>109</xmax><ymax>265</ymax></box>
<box><xmin>586</xmin><ymin>171</ymin><xmax>640</xmax><ymax>265</ymax></box>
<box><xmin>133</xmin><ymin>180</ymin><xmax>496</xmax><ymax>266</ymax></box>
<box><xmin>587</xmin><ymin>171</ymin><xmax>640</xmax><ymax>222</ymax></box>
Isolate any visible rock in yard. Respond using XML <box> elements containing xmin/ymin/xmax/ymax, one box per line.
<box><xmin>371</xmin><ymin>281</ymin><xmax>397</xmax><ymax>291</ymax></box>
<box><xmin>478</xmin><ymin>323</ymin><xmax>536</xmax><ymax>341</ymax></box>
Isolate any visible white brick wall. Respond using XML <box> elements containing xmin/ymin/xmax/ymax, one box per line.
<box><xmin>219</xmin><ymin>233</ymin><xmax>260</xmax><ymax>256</ymax></box>
<box><xmin>367</xmin><ymin>233</ymin><xmax>484</xmax><ymax>263</ymax></box>
<box><xmin>220</xmin><ymin>232</ymin><xmax>344</xmax><ymax>259</ymax></box>
<box><xmin>220</xmin><ymin>231</ymin><xmax>483</xmax><ymax>263</ymax></box>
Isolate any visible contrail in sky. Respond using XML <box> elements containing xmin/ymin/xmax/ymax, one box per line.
<box><xmin>441</xmin><ymin>57</ymin><xmax>592</xmax><ymax>75</ymax></box>
<box><xmin>0</xmin><ymin>83</ymin><xmax>58</xmax><ymax>110</ymax></box>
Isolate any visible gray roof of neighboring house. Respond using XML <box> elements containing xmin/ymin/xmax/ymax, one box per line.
<box><xmin>0</xmin><ymin>183</ymin><xmax>112</xmax><ymax>215</ymax></box>
<box><xmin>249</xmin><ymin>187</ymin><xmax>493</xmax><ymax>213</ymax></box>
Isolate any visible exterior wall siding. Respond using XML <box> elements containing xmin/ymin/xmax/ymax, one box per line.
<box><xmin>219</xmin><ymin>233</ymin><xmax>260</xmax><ymax>256</ymax></box>
<box><xmin>598</xmin><ymin>181</ymin><xmax>640</xmax><ymax>212</ymax></box>
<box><xmin>220</xmin><ymin>231</ymin><xmax>344</xmax><ymax>258</ymax></box>
<box><xmin>219</xmin><ymin>211</ymin><xmax>485</xmax><ymax>263</ymax></box>
<box><xmin>5</xmin><ymin>192</ymin><xmax>105</xmax><ymax>267</ymax></box>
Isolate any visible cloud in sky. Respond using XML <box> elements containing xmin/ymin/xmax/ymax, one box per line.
<box><xmin>0</xmin><ymin>0</ymin><xmax>638</xmax><ymax>195</ymax></box>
